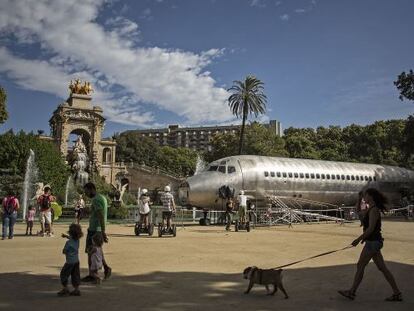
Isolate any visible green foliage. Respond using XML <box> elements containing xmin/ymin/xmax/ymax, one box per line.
<box><xmin>228</xmin><ymin>75</ymin><xmax>267</xmax><ymax>154</ymax></box>
<box><xmin>205</xmin><ymin>119</ymin><xmax>413</xmax><ymax>169</ymax></box>
<box><xmin>0</xmin><ymin>85</ymin><xmax>8</xmax><ymax>124</ymax></box>
<box><xmin>205</xmin><ymin>123</ymin><xmax>287</xmax><ymax>162</ymax></box>
<box><xmin>394</xmin><ymin>69</ymin><xmax>414</xmax><ymax>101</ymax></box>
<box><xmin>0</xmin><ymin>131</ymin><xmax>70</xmax><ymax>201</ymax></box>
<box><xmin>116</xmin><ymin>132</ymin><xmax>198</xmax><ymax>176</ymax></box>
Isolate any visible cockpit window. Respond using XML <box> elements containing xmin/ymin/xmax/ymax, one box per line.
<box><xmin>220</xmin><ymin>160</ymin><xmax>227</xmax><ymax>165</ymax></box>
<box><xmin>218</xmin><ymin>166</ymin><xmax>226</xmax><ymax>173</ymax></box>
<box><xmin>208</xmin><ymin>165</ymin><xmax>218</xmax><ymax>171</ymax></box>
<box><xmin>228</xmin><ymin>166</ymin><xmax>236</xmax><ymax>174</ymax></box>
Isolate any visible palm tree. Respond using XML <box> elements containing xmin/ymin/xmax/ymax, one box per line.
<box><xmin>228</xmin><ymin>75</ymin><xmax>267</xmax><ymax>155</ymax></box>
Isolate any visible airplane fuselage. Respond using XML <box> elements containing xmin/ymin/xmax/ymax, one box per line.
<box><xmin>179</xmin><ymin>155</ymin><xmax>414</xmax><ymax>210</ymax></box>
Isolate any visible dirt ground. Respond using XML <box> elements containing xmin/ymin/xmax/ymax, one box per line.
<box><xmin>0</xmin><ymin>220</ymin><xmax>413</xmax><ymax>311</ymax></box>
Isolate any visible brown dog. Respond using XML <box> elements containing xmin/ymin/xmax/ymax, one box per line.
<box><xmin>243</xmin><ymin>266</ymin><xmax>289</xmax><ymax>298</ymax></box>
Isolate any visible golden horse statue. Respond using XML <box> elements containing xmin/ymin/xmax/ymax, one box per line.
<box><xmin>69</xmin><ymin>79</ymin><xmax>94</xmax><ymax>95</ymax></box>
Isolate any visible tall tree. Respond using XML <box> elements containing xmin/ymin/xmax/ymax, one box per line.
<box><xmin>0</xmin><ymin>85</ymin><xmax>8</xmax><ymax>124</ymax></box>
<box><xmin>394</xmin><ymin>69</ymin><xmax>414</xmax><ymax>101</ymax></box>
<box><xmin>227</xmin><ymin>75</ymin><xmax>267</xmax><ymax>155</ymax></box>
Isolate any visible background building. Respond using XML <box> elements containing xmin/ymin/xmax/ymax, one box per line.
<box><xmin>127</xmin><ymin>120</ymin><xmax>282</xmax><ymax>152</ymax></box>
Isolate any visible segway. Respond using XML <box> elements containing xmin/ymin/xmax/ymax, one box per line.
<box><xmin>158</xmin><ymin>223</ymin><xmax>177</xmax><ymax>237</ymax></box>
<box><xmin>158</xmin><ymin>210</ymin><xmax>177</xmax><ymax>237</ymax></box>
<box><xmin>134</xmin><ymin>222</ymin><xmax>154</xmax><ymax>236</ymax></box>
<box><xmin>234</xmin><ymin>220</ymin><xmax>250</xmax><ymax>232</ymax></box>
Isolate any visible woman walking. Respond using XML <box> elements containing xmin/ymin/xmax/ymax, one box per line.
<box><xmin>338</xmin><ymin>188</ymin><xmax>402</xmax><ymax>301</ymax></box>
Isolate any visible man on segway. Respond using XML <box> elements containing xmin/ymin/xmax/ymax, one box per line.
<box><xmin>161</xmin><ymin>186</ymin><xmax>176</xmax><ymax>233</ymax></box>
<box><xmin>138</xmin><ymin>189</ymin><xmax>151</xmax><ymax>228</ymax></box>
<box><xmin>135</xmin><ymin>189</ymin><xmax>154</xmax><ymax>236</ymax></box>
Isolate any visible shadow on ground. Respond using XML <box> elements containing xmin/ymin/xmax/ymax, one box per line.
<box><xmin>0</xmin><ymin>262</ymin><xmax>412</xmax><ymax>311</ymax></box>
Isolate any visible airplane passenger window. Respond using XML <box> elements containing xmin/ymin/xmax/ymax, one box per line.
<box><xmin>346</xmin><ymin>175</ymin><xmax>350</xmax><ymax>180</ymax></box>
<box><xmin>336</xmin><ymin>174</ymin><xmax>340</xmax><ymax>180</ymax></box>
<box><xmin>321</xmin><ymin>174</ymin><xmax>325</xmax><ymax>179</ymax></box>
<box><xmin>326</xmin><ymin>174</ymin><xmax>330</xmax><ymax>180</ymax></box>
<box><xmin>360</xmin><ymin>175</ymin><xmax>364</xmax><ymax>181</ymax></box>
<box><xmin>288</xmin><ymin>172</ymin><xmax>293</xmax><ymax>178</ymax></box>
<box><xmin>294</xmin><ymin>173</ymin><xmax>299</xmax><ymax>178</ymax></box>
<box><xmin>365</xmin><ymin>176</ymin><xmax>368</xmax><ymax>181</ymax></box>
<box><xmin>300</xmin><ymin>173</ymin><xmax>304</xmax><ymax>178</ymax></box>
<box><xmin>311</xmin><ymin>173</ymin><xmax>315</xmax><ymax>179</ymax></box>
<box><xmin>208</xmin><ymin>166</ymin><xmax>218</xmax><ymax>171</ymax></box>
<box><xmin>369</xmin><ymin>177</ymin><xmax>372</xmax><ymax>181</ymax></box>
<box><xmin>282</xmin><ymin>172</ymin><xmax>287</xmax><ymax>178</ymax></box>
<box><xmin>316</xmin><ymin>174</ymin><xmax>320</xmax><ymax>179</ymax></box>
<box><xmin>356</xmin><ymin>176</ymin><xmax>359</xmax><ymax>181</ymax></box>
<box><xmin>270</xmin><ymin>172</ymin><xmax>275</xmax><ymax>177</ymax></box>
<box><xmin>218</xmin><ymin>166</ymin><xmax>226</xmax><ymax>173</ymax></box>
<box><xmin>305</xmin><ymin>173</ymin><xmax>309</xmax><ymax>178</ymax></box>
<box><xmin>277</xmin><ymin>172</ymin><xmax>281</xmax><ymax>177</ymax></box>
<box><xmin>341</xmin><ymin>175</ymin><xmax>345</xmax><ymax>180</ymax></box>
<box><xmin>351</xmin><ymin>175</ymin><xmax>355</xmax><ymax>181</ymax></box>
<box><xmin>228</xmin><ymin>166</ymin><xmax>236</xmax><ymax>174</ymax></box>
<box><xmin>264</xmin><ymin>171</ymin><xmax>269</xmax><ymax>177</ymax></box>
<box><xmin>373</xmin><ymin>176</ymin><xmax>377</xmax><ymax>181</ymax></box>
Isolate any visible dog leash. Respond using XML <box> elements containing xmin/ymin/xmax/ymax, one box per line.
<box><xmin>270</xmin><ymin>245</ymin><xmax>354</xmax><ymax>270</ymax></box>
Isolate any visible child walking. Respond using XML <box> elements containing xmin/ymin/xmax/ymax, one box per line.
<box><xmin>58</xmin><ymin>223</ymin><xmax>83</xmax><ymax>297</ymax></box>
<box><xmin>25</xmin><ymin>206</ymin><xmax>35</xmax><ymax>235</ymax></box>
<box><xmin>89</xmin><ymin>232</ymin><xmax>104</xmax><ymax>284</ymax></box>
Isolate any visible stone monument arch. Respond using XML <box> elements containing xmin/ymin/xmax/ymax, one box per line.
<box><xmin>48</xmin><ymin>80</ymin><xmax>126</xmax><ymax>185</ymax></box>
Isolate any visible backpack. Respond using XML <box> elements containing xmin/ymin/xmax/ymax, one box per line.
<box><xmin>5</xmin><ymin>197</ymin><xmax>15</xmax><ymax>214</ymax></box>
<box><xmin>40</xmin><ymin>195</ymin><xmax>51</xmax><ymax>210</ymax></box>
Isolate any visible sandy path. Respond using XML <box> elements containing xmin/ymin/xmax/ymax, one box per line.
<box><xmin>0</xmin><ymin>220</ymin><xmax>413</xmax><ymax>310</ymax></box>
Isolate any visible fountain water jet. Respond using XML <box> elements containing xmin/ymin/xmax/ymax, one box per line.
<box><xmin>21</xmin><ymin>149</ymin><xmax>39</xmax><ymax>220</ymax></box>
<box><xmin>194</xmin><ymin>155</ymin><xmax>206</xmax><ymax>175</ymax></box>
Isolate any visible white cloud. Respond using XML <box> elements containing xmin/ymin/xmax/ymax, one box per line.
<box><xmin>0</xmin><ymin>0</ymin><xmax>234</xmax><ymax>127</ymax></box>
<box><xmin>295</xmin><ymin>8</ymin><xmax>306</xmax><ymax>14</ymax></box>
<box><xmin>275</xmin><ymin>1</ymin><xmax>282</xmax><ymax>6</ymax></box>
<box><xmin>280</xmin><ymin>14</ymin><xmax>289</xmax><ymax>21</ymax></box>
<box><xmin>250</xmin><ymin>0</ymin><xmax>267</xmax><ymax>8</ymax></box>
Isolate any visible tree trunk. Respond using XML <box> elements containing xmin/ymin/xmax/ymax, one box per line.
<box><xmin>238</xmin><ymin>103</ymin><xmax>248</xmax><ymax>155</ymax></box>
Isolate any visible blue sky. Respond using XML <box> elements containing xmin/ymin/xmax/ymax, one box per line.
<box><xmin>0</xmin><ymin>0</ymin><xmax>413</xmax><ymax>137</ymax></box>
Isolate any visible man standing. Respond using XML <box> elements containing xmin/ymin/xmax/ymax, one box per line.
<box><xmin>2</xmin><ymin>189</ymin><xmax>20</xmax><ymax>240</ymax></box>
<box><xmin>237</xmin><ymin>190</ymin><xmax>248</xmax><ymax>224</ymax></box>
<box><xmin>37</xmin><ymin>186</ymin><xmax>54</xmax><ymax>237</ymax></box>
<box><xmin>161</xmin><ymin>185</ymin><xmax>176</xmax><ymax>231</ymax></box>
<box><xmin>82</xmin><ymin>182</ymin><xmax>111</xmax><ymax>282</ymax></box>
